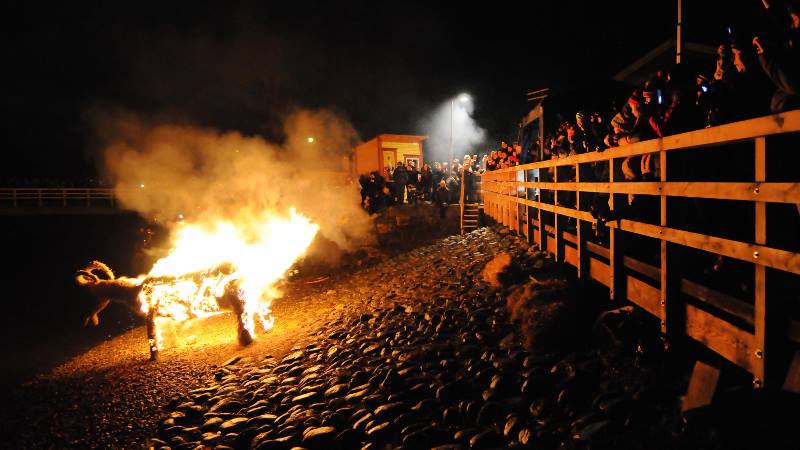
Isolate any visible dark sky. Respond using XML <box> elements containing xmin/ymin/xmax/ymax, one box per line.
<box><xmin>3</xmin><ymin>0</ymin><xmax>763</xmax><ymax>178</ymax></box>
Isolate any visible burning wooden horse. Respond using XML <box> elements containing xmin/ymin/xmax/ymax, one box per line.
<box><xmin>75</xmin><ymin>260</ymin><xmax>263</xmax><ymax>360</ymax></box>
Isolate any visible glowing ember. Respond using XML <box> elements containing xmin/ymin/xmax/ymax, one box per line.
<box><xmin>140</xmin><ymin>208</ymin><xmax>318</xmax><ymax>347</ymax></box>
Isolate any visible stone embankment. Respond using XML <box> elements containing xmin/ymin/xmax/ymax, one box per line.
<box><xmin>150</xmin><ymin>228</ymin><xmax>691</xmax><ymax>450</ymax></box>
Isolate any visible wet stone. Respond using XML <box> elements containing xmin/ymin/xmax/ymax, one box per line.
<box><xmin>253</xmin><ymin>435</ymin><xmax>295</xmax><ymax>450</ymax></box>
<box><xmin>454</xmin><ymin>428</ymin><xmax>481</xmax><ymax>443</ymax></box>
<box><xmin>208</xmin><ymin>399</ymin><xmax>243</xmax><ymax>414</ymax></box>
<box><xmin>365</xmin><ymin>421</ymin><xmax>391</xmax><ymax>439</ymax></box>
<box><xmin>402</xmin><ymin>429</ymin><xmax>433</xmax><ymax>448</ymax></box>
<box><xmin>374</xmin><ymin>402</ymin><xmax>404</xmax><ymax>419</ymax></box>
<box><xmin>301</xmin><ymin>426</ymin><xmax>337</xmax><ymax>447</ymax></box>
<box><xmin>201</xmin><ymin>417</ymin><xmax>224</xmax><ymax>431</ymax></box>
<box><xmin>292</xmin><ymin>391</ymin><xmax>321</xmax><ymax>404</ymax></box>
<box><xmin>219</xmin><ymin>417</ymin><xmax>248</xmax><ymax>433</ymax></box>
<box><xmin>469</xmin><ymin>429</ymin><xmax>504</xmax><ymax>449</ymax></box>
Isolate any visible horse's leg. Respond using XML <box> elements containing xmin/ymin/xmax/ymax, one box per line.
<box><xmin>146</xmin><ymin>309</ymin><xmax>159</xmax><ymax>361</ymax></box>
<box><xmin>231</xmin><ymin>297</ymin><xmax>253</xmax><ymax>346</ymax></box>
<box><xmin>220</xmin><ymin>285</ymin><xmax>253</xmax><ymax>346</ymax></box>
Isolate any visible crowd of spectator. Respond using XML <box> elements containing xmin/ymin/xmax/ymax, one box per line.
<box><xmin>359</xmin><ymin>156</ymin><xmax>486</xmax><ymax>216</ymax></box>
<box><xmin>487</xmin><ymin>1</ymin><xmax>798</xmax><ymax>224</ymax></box>
<box><xmin>485</xmin><ymin>142</ymin><xmax>528</xmax><ymax>170</ymax></box>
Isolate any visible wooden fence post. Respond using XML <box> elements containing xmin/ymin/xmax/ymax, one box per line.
<box><xmin>753</xmin><ymin>136</ymin><xmax>767</xmax><ymax>388</ymax></box>
<box><xmin>538</xmin><ymin>170</ymin><xmax>545</xmax><ymax>251</ymax></box>
<box><xmin>609</xmin><ymin>158</ymin><xmax>624</xmax><ymax>301</ymax></box>
<box><xmin>576</xmin><ymin>162</ymin><xmax>589</xmax><ymax>279</ymax></box>
<box><xmin>553</xmin><ymin>162</ymin><xmax>563</xmax><ymax>262</ymax></box>
<box><xmin>660</xmin><ymin>147</ymin><xmax>671</xmax><ymax>335</ymax></box>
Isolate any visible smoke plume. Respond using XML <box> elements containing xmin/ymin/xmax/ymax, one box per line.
<box><xmin>93</xmin><ymin>108</ymin><xmax>374</xmax><ymax>257</ymax></box>
<box><xmin>417</xmin><ymin>97</ymin><xmax>487</xmax><ymax>162</ymax></box>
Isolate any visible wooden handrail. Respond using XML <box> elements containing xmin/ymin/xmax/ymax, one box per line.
<box><xmin>479</xmin><ymin>109</ymin><xmax>800</xmax><ymax>390</ymax></box>
<box><xmin>484</xmin><ymin>181</ymin><xmax>800</xmax><ymax>204</ymax></box>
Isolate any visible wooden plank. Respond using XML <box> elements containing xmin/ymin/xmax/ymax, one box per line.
<box><xmin>506</xmin><ymin>181</ymin><xmax>800</xmax><ymax>204</ymax></box>
<box><xmin>682</xmin><ymin>361</ymin><xmax>721</xmax><ymax>412</ymax></box>
<box><xmin>623</xmin><ymin>256</ymin><xmax>660</xmax><ymax>281</ymax></box>
<box><xmin>627</xmin><ymin>276</ymin><xmax>662</xmax><ymax>317</ymax></box>
<box><xmin>680</xmin><ymin>278</ymin><xmax>754</xmax><ymax>327</ymax></box>
<box><xmin>590</xmin><ymin>257</ymin><xmax>612</xmax><ymax>288</ymax></box>
<box><xmin>685</xmin><ymin>303</ymin><xmax>755</xmax><ymax>373</ymax></box>
<box><xmin>486</xmin><ymin>109</ymin><xmax>800</xmax><ymax>173</ymax></box>
<box><xmin>612</xmin><ymin>219</ymin><xmax>800</xmax><ymax>275</ymax></box>
<box><xmin>512</xmin><ymin>196</ymin><xmax>595</xmax><ymax>222</ymax></box>
<box><xmin>587</xmin><ymin>240</ymin><xmax>610</xmax><ymax>259</ymax></box>
<box><xmin>545</xmin><ymin>225</ymin><xmax>577</xmax><ymax>245</ymax></box>
<box><xmin>564</xmin><ymin>242</ymin><xmax>578</xmax><ymax>269</ymax></box>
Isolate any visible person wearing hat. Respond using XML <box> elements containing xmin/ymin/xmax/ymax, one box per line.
<box><xmin>614</xmin><ymin>90</ymin><xmax>656</xmax><ymax>147</ymax></box>
<box><xmin>575</xmin><ymin>110</ymin><xmax>606</xmax><ymax>153</ymax></box>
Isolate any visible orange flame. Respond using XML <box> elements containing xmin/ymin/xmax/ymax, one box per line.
<box><xmin>138</xmin><ymin>208</ymin><xmax>318</xmax><ymax>344</ymax></box>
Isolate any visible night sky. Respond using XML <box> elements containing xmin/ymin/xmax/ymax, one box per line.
<box><xmin>3</xmin><ymin>1</ymin><xmax>763</xmax><ymax>179</ymax></box>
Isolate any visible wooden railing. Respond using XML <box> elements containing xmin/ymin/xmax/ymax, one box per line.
<box><xmin>481</xmin><ymin>110</ymin><xmax>800</xmax><ymax>400</ymax></box>
<box><xmin>0</xmin><ymin>188</ymin><xmax>117</xmax><ymax>208</ymax></box>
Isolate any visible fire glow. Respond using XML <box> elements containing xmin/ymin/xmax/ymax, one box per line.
<box><xmin>143</xmin><ymin>208</ymin><xmax>319</xmax><ymax>341</ymax></box>
<box><xmin>77</xmin><ymin>208</ymin><xmax>318</xmax><ymax>360</ymax></box>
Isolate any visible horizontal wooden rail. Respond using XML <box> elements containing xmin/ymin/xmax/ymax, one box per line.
<box><xmin>484</xmin><ymin>181</ymin><xmax>800</xmax><ymax>204</ymax></box>
<box><xmin>481</xmin><ymin>109</ymin><xmax>800</xmax><ymax>390</ymax></box>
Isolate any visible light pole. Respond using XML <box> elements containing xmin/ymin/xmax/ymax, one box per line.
<box><xmin>449</xmin><ymin>93</ymin><xmax>471</xmax><ymax>173</ymax></box>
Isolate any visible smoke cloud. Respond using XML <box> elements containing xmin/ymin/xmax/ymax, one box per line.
<box><xmin>417</xmin><ymin>97</ymin><xmax>487</xmax><ymax>162</ymax></box>
<box><xmin>92</xmin><ymin>108</ymin><xmax>374</xmax><ymax>257</ymax></box>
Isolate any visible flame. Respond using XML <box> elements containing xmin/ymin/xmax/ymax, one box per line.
<box><xmin>138</xmin><ymin>208</ymin><xmax>318</xmax><ymax>343</ymax></box>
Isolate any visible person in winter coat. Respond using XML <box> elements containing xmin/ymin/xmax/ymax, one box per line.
<box><xmin>421</xmin><ymin>163</ymin><xmax>433</xmax><ymax>200</ymax></box>
<box><xmin>392</xmin><ymin>162</ymin><xmax>408</xmax><ymax>204</ymax></box>
<box><xmin>433</xmin><ymin>180</ymin><xmax>450</xmax><ymax>218</ymax></box>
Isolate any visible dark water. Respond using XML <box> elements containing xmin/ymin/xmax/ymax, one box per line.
<box><xmin>0</xmin><ymin>213</ymin><xmax>159</xmax><ymax>386</ymax></box>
